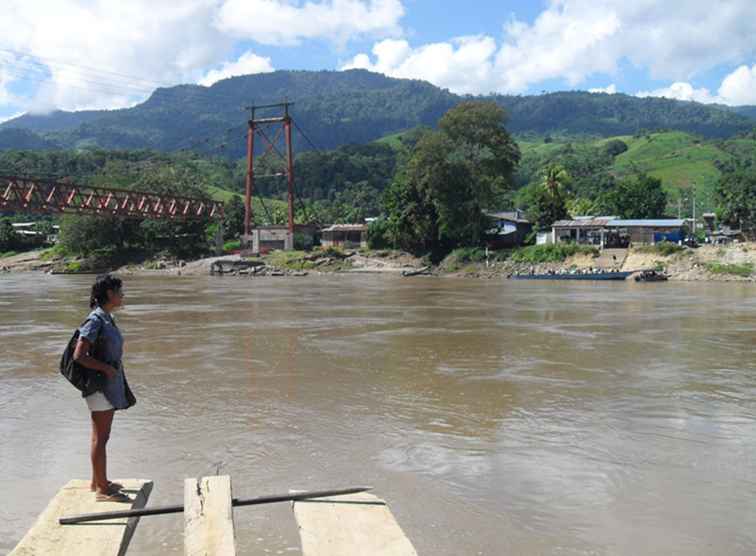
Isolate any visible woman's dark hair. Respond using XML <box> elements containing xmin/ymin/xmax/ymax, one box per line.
<box><xmin>90</xmin><ymin>274</ymin><xmax>123</xmax><ymax>308</ymax></box>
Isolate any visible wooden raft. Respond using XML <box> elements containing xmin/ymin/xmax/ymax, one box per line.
<box><xmin>10</xmin><ymin>479</ymin><xmax>152</xmax><ymax>556</ymax></box>
<box><xmin>184</xmin><ymin>475</ymin><xmax>237</xmax><ymax>556</ymax></box>
<box><xmin>292</xmin><ymin>492</ymin><xmax>418</xmax><ymax>556</ymax></box>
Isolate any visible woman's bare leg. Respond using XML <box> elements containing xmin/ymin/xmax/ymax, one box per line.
<box><xmin>90</xmin><ymin>409</ymin><xmax>115</xmax><ymax>493</ymax></box>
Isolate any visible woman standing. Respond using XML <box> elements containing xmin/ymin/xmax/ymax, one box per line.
<box><xmin>73</xmin><ymin>274</ymin><xmax>136</xmax><ymax>502</ymax></box>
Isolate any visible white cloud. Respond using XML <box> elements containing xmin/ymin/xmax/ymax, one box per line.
<box><xmin>0</xmin><ymin>111</ymin><xmax>24</xmax><ymax>124</ymax></box>
<box><xmin>215</xmin><ymin>0</ymin><xmax>405</xmax><ymax>46</ymax></box>
<box><xmin>589</xmin><ymin>84</ymin><xmax>617</xmax><ymax>94</ymax></box>
<box><xmin>0</xmin><ymin>0</ymin><xmax>232</xmax><ymax>112</ymax></box>
<box><xmin>636</xmin><ymin>64</ymin><xmax>756</xmax><ymax>106</ymax></box>
<box><xmin>342</xmin><ymin>36</ymin><xmax>498</xmax><ymax>94</ymax></box>
<box><xmin>199</xmin><ymin>51</ymin><xmax>274</xmax><ymax>86</ymax></box>
<box><xmin>718</xmin><ymin>64</ymin><xmax>756</xmax><ymax>105</ymax></box>
<box><xmin>346</xmin><ymin>0</ymin><xmax>756</xmax><ymax>95</ymax></box>
<box><xmin>636</xmin><ymin>82</ymin><xmax>718</xmax><ymax>104</ymax></box>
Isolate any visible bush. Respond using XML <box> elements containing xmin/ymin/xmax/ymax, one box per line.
<box><xmin>0</xmin><ymin>220</ymin><xmax>18</xmax><ymax>252</ymax></box>
<box><xmin>367</xmin><ymin>219</ymin><xmax>392</xmax><ymax>249</ymax></box>
<box><xmin>604</xmin><ymin>139</ymin><xmax>629</xmax><ymax>157</ymax></box>
<box><xmin>705</xmin><ymin>262</ymin><xmax>753</xmax><ymax>277</ymax></box>
<box><xmin>509</xmin><ymin>244</ymin><xmax>599</xmax><ymax>264</ymax></box>
<box><xmin>441</xmin><ymin>247</ymin><xmax>488</xmax><ymax>272</ymax></box>
<box><xmin>223</xmin><ymin>239</ymin><xmax>241</xmax><ymax>253</ymax></box>
<box><xmin>635</xmin><ymin>242</ymin><xmax>685</xmax><ymax>256</ymax></box>
<box><xmin>318</xmin><ymin>245</ymin><xmax>348</xmax><ymax>258</ymax></box>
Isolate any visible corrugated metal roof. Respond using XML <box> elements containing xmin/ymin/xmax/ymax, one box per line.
<box><xmin>608</xmin><ymin>219</ymin><xmax>685</xmax><ymax>227</ymax></box>
<box><xmin>553</xmin><ymin>217</ymin><xmax>614</xmax><ymax>227</ymax></box>
<box><xmin>486</xmin><ymin>211</ymin><xmax>531</xmax><ymax>224</ymax></box>
<box><xmin>321</xmin><ymin>224</ymin><xmax>367</xmax><ymax>232</ymax></box>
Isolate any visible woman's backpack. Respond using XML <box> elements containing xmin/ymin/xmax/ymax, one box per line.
<box><xmin>59</xmin><ymin>315</ymin><xmax>106</xmax><ymax>394</ymax></box>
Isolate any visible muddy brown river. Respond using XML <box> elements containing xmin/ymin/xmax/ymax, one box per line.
<box><xmin>1</xmin><ymin>273</ymin><xmax>755</xmax><ymax>555</ymax></box>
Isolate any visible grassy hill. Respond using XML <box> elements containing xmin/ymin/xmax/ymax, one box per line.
<box><xmin>517</xmin><ymin>130</ymin><xmax>756</xmax><ymax>212</ymax></box>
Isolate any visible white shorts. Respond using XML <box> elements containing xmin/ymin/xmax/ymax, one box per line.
<box><xmin>86</xmin><ymin>391</ymin><xmax>114</xmax><ymax>412</ymax></box>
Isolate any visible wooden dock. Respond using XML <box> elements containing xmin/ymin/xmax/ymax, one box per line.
<box><xmin>9</xmin><ymin>479</ymin><xmax>153</xmax><ymax>556</ymax></box>
<box><xmin>11</xmin><ymin>476</ymin><xmax>417</xmax><ymax>555</ymax></box>
<box><xmin>184</xmin><ymin>476</ymin><xmax>237</xmax><ymax>556</ymax></box>
<box><xmin>293</xmin><ymin>491</ymin><xmax>418</xmax><ymax>556</ymax></box>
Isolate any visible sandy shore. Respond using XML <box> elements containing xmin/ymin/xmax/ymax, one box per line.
<box><xmin>2</xmin><ymin>243</ymin><xmax>754</xmax><ymax>282</ymax></box>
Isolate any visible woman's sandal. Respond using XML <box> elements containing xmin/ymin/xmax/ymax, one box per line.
<box><xmin>90</xmin><ymin>481</ymin><xmax>124</xmax><ymax>492</ymax></box>
<box><xmin>96</xmin><ymin>490</ymin><xmax>131</xmax><ymax>503</ymax></box>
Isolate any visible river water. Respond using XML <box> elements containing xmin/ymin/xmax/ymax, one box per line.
<box><xmin>1</xmin><ymin>273</ymin><xmax>755</xmax><ymax>555</ymax></box>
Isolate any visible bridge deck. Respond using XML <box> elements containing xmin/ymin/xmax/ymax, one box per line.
<box><xmin>10</xmin><ymin>479</ymin><xmax>152</xmax><ymax>556</ymax></box>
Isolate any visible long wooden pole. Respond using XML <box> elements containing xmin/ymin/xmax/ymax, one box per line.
<box><xmin>59</xmin><ymin>486</ymin><xmax>372</xmax><ymax>525</ymax></box>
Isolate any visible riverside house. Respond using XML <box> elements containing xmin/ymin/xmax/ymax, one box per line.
<box><xmin>485</xmin><ymin>210</ymin><xmax>533</xmax><ymax>248</ymax></box>
<box><xmin>320</xmin><ymin>224</ymin><xmax>368</xmax><ymax>249</ymax></box>
<box><xmin>552</xmin><ymin>217</ymin><xmax>687</xmax><ymax>247</ymax></box>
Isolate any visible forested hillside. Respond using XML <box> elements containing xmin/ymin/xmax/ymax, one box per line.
<box><xmin>1</xmin><ymin>70</ymin><xmax>754</xmax><ymax>156</ymax></box>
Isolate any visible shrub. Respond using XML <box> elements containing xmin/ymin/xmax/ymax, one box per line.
<box><xmin>509</xmin><ymin>244</ymin><xmax>599</xmax><ymax>264</ymax></box>
<box><xmin>223</xmin><ymin>239</ymin><xmax>241</xmax><ymax>253</ymax></box>
<box><xmin>635</xmin><ymin>242</ymin><xmax>685</xmax><ymax>256</ymax></box>
<box><xmin>705</xmin><ymin>262</ymin><xmax>753</xmax><ymax>277</ymax></box>
<box><xmin>367</xmin><ymin>219</ymin><xmax>392</xmax><ymax>249</ymax></box>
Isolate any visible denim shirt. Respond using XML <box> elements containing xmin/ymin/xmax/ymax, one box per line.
<box><xmin>79</xmin><ymin>307</ymin><xmax>130</xmax><ymax>410</ymax></box>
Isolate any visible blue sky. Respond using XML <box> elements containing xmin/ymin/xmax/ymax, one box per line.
<box><xmin>1</xmin><ymin>0</ymin><xmax>756</xmax><ymax>122</ymax></box>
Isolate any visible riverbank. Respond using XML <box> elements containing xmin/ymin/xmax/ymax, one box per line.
<box><xmin>1</xmin><ymin>242</ymin><xmax>754</xmax><ymax>282</ymax></box>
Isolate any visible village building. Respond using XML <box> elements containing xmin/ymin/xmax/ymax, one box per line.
<box><xmin>485</xmin><ymin>210</ymin><xmax>533</xmax><ymax>248</ymax></box>
<box><xmin>551</xmin><ymin>217</ymin><xmax>687</xmax><ymax>247</ymax></box>
<box><xmin>320</xmin><ymin>224</ymin><xmax>368</xmax><ymax>249</ymax></box>
<box><xmin>246</xmin><ymin>224</ymin><xmax>317</xmax><ymax>254</ymax></box>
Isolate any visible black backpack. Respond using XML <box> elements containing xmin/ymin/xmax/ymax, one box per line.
<box><xmin>60</xmin><ymin>315</ymin><xmax>106</xmax><ymax>394</ymax></box>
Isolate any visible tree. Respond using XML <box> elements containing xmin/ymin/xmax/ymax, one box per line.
<box><xmin>716</xmin><ymin>164</ymin><xmax>756</xmax><ymax>235</ymax></box>
<box><xmin>383</xmin><ymin>102</ymin><xmax>520</xmax><ymax>253</ymax></box>
<box><xmin>602</xmin><ymin>173</ymin><xmax>668</xmax><ymax>219</ymax></box>
<box><xmin>0</xmin><ymin>219</ymin><xmax>18</xmax><ymax>252</ymax></box>
<box><xmin>438</xmin><ymin>101</ymin><xmax>520</xmax><ymax>206</ymax></box>
<box><xmin>604</xmin><ymin>139</ymin><xmax>629</xmax><ymax>157</ymax></box>
<box><xmin>58</xmin><ymin>215</ymin><xmax>125</xmax><ymax>257</ymax></box>
<box><xmin>526</xmin><ymin>165</ymin><xmax>571</xmax><ymax>231</ymax></box>
<box><xmin>223</xmin><ymin>196</ymin><xmax>245</xmax><ymax>239</ymax></box>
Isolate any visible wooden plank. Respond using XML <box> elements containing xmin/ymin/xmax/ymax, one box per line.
<box><xmin>10</xmin><ymin>479</ymin><xmax>153</xmax><ymax>556</ymax></box>
<box><xmin>184</xmin><ymin>475</ymin><xmax>237</xmax><ymax>556</ymax></box>
<box><xmin>293</xmin><ymin>492</ymin><xmax>418</xmax><ymax>556</ymax></box>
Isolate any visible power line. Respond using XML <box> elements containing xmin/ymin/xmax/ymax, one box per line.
<box><xmin>0</xmin><ymin>48</ymin><xmax>167</xmax><ymax>88</ymax></box>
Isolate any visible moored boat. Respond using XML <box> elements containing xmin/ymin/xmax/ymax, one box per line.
<box><xmin>634</xmin><ymin>269</ymin><xmax>668</xmax><ymax>282</ymax></box>
<box><xmin>509</xmin><ymin>270</ymin><xmax>633</xmax><ymax>281</ymax></box>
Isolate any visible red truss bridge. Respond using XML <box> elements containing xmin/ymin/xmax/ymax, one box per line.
<box><xmin>0</xmin><ymin>175</ymin><xmax>224</xmax><ymax>220</ymax></box>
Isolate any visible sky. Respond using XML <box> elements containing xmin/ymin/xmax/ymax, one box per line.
<box><xmin>2</xmin><ymin>0</ymin><xmax>756</xmax><ymax>122</ymax></box>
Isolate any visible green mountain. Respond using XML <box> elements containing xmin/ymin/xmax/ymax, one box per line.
<box><xmin>1</xmin><ymin>70</ymin><xmax>754</xmax><ymax>156</ymax></box>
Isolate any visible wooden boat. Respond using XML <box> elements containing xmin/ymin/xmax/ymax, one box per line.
<box><xmin>510</xmin><ymin>270</ymin><xmax>633</xmax><ymax>281</ymax></box>
<box><xmin>634</xmin><ymin>269</ymin><xmax>668</xmax><ymax>282</ymax></box>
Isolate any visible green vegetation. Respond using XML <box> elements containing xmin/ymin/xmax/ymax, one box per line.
<box><xmin>441</xmin><ymin>247</ymin><xmax>488</xmax><ymax>271</ymax></box>
<box><xmin>715</xmin><ymin>162</ymin><xmax>756</xmax><ymax>235</ymax></box>
<box><xmin>383</xmin><ymin>101</ymin><xmax>519</xmax><ymax>255</ymax></box>
<box><xmin>2</xmin><ymin>71</ymin><xmax>753</xmax><ymax>156</ymax></box>
<box><xmin>705</xmin><ymin>262</ymin><xmax>754</xmax><ymax>277</ymax></box>
<box><xmin>515</xmin><ymin>130</ymin><xmax>756</xmax><ymax>218</ymax></box>
<box><xmin>635</xmin><ymin>242</ymin><xmax>686</xmax><ymax>256</ymax></box>
<box><xmin>602</xmin><ymin>173</ymin><xmax>667</xmax><ymax>219</ymax></box>
<box><xmin>223</xmin><ymin>239</ymin><xmax>241</xmax><ymax>253</ymax></box>
<box><xmin>509</xmin><ymin>244</ymin><xmax>599</xmax><ymax>264</ymax></box>
<box><xmin>64</xmin><ymin>261</ymin><xmax>82</xmax><ymax>273</ymax></box>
